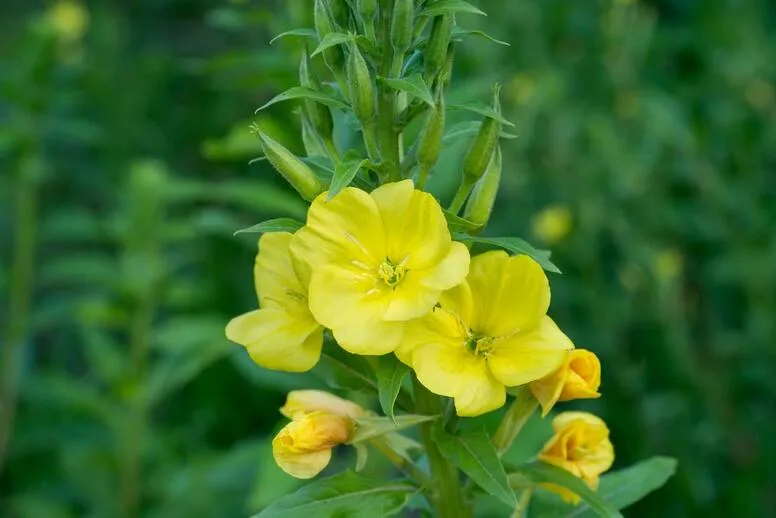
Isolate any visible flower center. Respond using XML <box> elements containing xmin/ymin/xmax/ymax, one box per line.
<box><xmin>465</xmin><ymin>333</ymin><xmax>494</xmax><ymax>357</ymax></box>
<box><xmin>377</xmin><ymin>259</ymin><xmax>406</xmax><ymax>288</ymax></box>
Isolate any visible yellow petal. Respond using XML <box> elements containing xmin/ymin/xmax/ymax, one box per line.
<box><xmin>280</xmin><ymin>390</ymin><xmax>364</xmax><ymax>420</ymax></box>
<box><xmin>468</xmin><ymin>252</ymin><xmax>550</xmax><ymax>338</ymax></box>
<box><xmin>291</xmin><ymin>187</ymin><xmax>385</xmax><ymax>273</ymax></box>
<box><xmin>272</xmin><ymin>447</ymin><xmax>332</xmax><ymax>479</ymax></box>
<box><xmin>383</xmin><ymin>270</ymin><xmax>444</xmax><ymax>321</ymax></box>
<box><xmin>370</xmin><ymin>180</ymin><xmax>451</xmax><ymax>269</ymax></box>
<box><xmin>396</xmin><ymin>303</ymin><xmax>467</xmax><ymax>365</ymax></box>
<box><xmin>225</xmin><ymin>308</ymin><xmax>323</xmax><ymax>372</ymax></box>
<box><xmin>272</xmin><ymin>411</ymin><xmax>353</xmax><ymax>479</ymax></box>
<box><xmin>254</xmin><ymin>232</ymin><xmax>308</xmax><ymax>307</ymax></box>
<box><xmin>412</xmin><ymin>342</ymin><xmax>505</xmax><ymax>417</ymax></box>
<box><xmin>487</xmin><ymin>316</ymin><xmax>572</xmax><ymax>386</ymax></box>
<box><xmin>558</xmin><ymin>349</ymin><xmax>601</xmax><ymax>402</ymax></box>
<box><xmin>540</xmin><ymin>412</ymin><xmax>615</xmax><ymax>483</ymax></box>
<box><xmin>419</xmin><ymin>241</ymin><xmax>471</xmax><ymax>291</ymax></box>
<box><xmin>552</xmin><ymin>411</ymin><xmax>607</xmax><ymax>432</ymax></box>
<box><xmin>529</xmin><ymin>354</ymin><xmax>571</xmax><ymax>417</ymax></box>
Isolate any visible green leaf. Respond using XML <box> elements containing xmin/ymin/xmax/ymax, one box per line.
<box><xmin>256</xmin><ymin>87</ymin><xmax>349</xmax><ymax>112</ymax></box>
<box><xmin>451</xmin><ymin>28</ymin><xmax>511</xmax><ymax>46</ymax></box>
<box><xmin>349</xmin><ymin>415</ymin><xmax>437</xmax><ymax>444</ymax></box>
<box><xmin>450</xmin><ymin>102</ymin><xmax>515</xmax><ymax>127</ymax></box>
<box><xmin>421</xmin><ymin>0</ymin><xmax>487</xmax><ymax>17</ymax></box>
<box><xmin>311</xmin><ymin>32</ymin><xmax>353</xmax><ymax>58</ymax></box>
<box><xmin>252</xmin><ymin>471</ymin><xmax>414</xmax><ymax>518</ymax></box>
<box><xmin>454</xmin><ymin>234</ymin><xmax>561</xmax><ymax>274</ymax></box>
<box><xmin>434</xmin><ymin>428</ymin><xmax>517</xmax><ymax>507</ymax></box>
<box><xmin>444</xmin><ymin>209</ymin><xmax>483</xmax><ymax>233</ymax></box>
<box><xmin>354</xmin><ymin>442</ymin><xmax>369</xmax><ymax>472</ymax></box>
<box><xmin>516</xmin><ymin>462</ymin><xmax>623</xmax><ymax>518</ymax></box>
<box><xmin>328</xmin><ymin>159</ymin><xmax>369</xmax><ymax>200</ymax></box>
<box><xmin>269</xmin><ymin>28</ymin><xmax>318</xmax><ymax>45</ymax></box>
<box><xmin>378</xmin><ymin>74</ymin><xmax>435</xmax><ymax>107</ymax></box>
<box><xmin>375</xmin><ymin>356</ymin><xmax>410</xmax><ymax>423</ymax></box>
<box><xmin>234</xmin><ymin>218</ymin><xmax>304</xmax><ymax>235</ymax></box>
<box><xmin>442</xmin><ymin>121</ymin><xmax>516</xmax><ymax>145</ymax></box>
<box><xmin>563</xmin><ymin>457</ymin><xmax>677</xmax><ymax>518</ymax></box>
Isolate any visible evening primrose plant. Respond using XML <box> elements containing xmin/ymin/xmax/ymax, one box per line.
<box><xmin>227</xmin><ymin>1</ymin><xmax>675</xmax><ymax>516</ymax></box>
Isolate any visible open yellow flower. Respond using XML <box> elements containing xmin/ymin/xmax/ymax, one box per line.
<box><xmin>225</xmin><ymin>232</ymin><xmax>323</xmax><ymax>372</ymax></box>
<box><xmin>272</xmin><ymin>390</ymin><xmax>364</xmax><ymax>479</ymax></box>
<box><xmin>538</xmin><ymin>412</ymin><xmax>615</xmax><ymax>504</ymax></box>
<box><xmin>398</xmin><ymin>251</ymin><xmax>573</xmax><ymax>417</ymax></box>
<box><xmin>530</xmin><ymin>349</ymin><xmax>601</xmax><ymax>416</ymax></box>
<box><xmin>291</xmin><ymin>179</ymin><xmax>469</xmax><ymax>355</ymax></box>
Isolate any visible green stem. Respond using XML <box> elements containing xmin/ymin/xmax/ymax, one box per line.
<box><xmin>448</xmin><ymin>178</ymin><xmax>476</xmax><ymax>214</ymax></box>
<box><xmin>413</xmin><ymin>376</ymin><xmax>469</xmax><ymax>518</ymax></box>
<box><xmin>416</xmin><ymin>164</ymin><xmax>430</xmax><ymax>189</ymax></box>
<box><xmin>375</xmin><ymin>0</ymin><xmax>401</xmax><ymax>183</ymax></box>
<box><xmin>0</xmin><ymin>160</ymin><xmax>38</xmax><ymax>475</ymax></box>
<box><xmin>492</xmin><ymin>387</ymin><xmax>539</xmax><ymax>457</ymax></box>
<box><xmin>370</xmin><ymin>436</ymin><xmax>431</xmax><ymax>488</ymax></box>
<box><xmin>512</xmin><ymin>487</ymin><xmax>534</xmax><ymax>518</ymax></box>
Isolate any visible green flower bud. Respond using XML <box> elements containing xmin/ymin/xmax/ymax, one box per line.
<box><xmin>257</xmin><ymin>131</ymin><xmax>324</xmax><ymax>201</ymax></box>
<box><xmin>391</xmin><ymin>0</ymin><xmax>414</xmax><ymax>55</ymax></box>
<box><xmin>357</xmin><ymin>0</ymin><xmax>377</xmax><ymax>21</ymax></box>
<box><xmin>299</xmin><ymin>49</ymin><xmax>334</xmax><ymax>143</ymax></box>
<box><xmin>417</xmin><ymin>88</ymin><xmax>446</xmax><ymax>171</ymax></box>
<box><xmin>315</xmin><ymin>0</ymin><xmax>345</xmax><ymax>74</ymax></box>
<box><xmin>462</xmin><ymin>85</ymin><xmax>502</xmax><ymax>181</ymax></box>
<box><xmin>346</xmin><ymin>41</ymin><xmax>376</xmax><ymax>124</ymax></box>
<box><xmin>326</xmin><ymin>0</ymin><xmax>350</xmax><ymax>30</ymax></box>
<box><xmin>464</xmin><ymin>145</ymin><xmax>502</xmax><ymax>228</ymax></box>
<box><xmin>424</xmin><ymin>15</ymin><xmax>453</xmax><ymax>79</ymax></box>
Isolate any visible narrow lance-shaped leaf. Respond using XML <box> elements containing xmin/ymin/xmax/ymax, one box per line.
<box><xmin>349</xmin><ymin>414</ymin><xmax>437</xmax><ymax>444</ymax></box>
<box><xmin>375</xmin><ymin>355</ymin><xmax>410</xmax><ymax>423</ymax></box>
<box><xmin>378</xmin><ymin>74</ymin><xmax>435</xmax><ymax>107</ymax></box>
<box><xmin>421</xmin><ymin>0</ymin><xmax>487</xmax><ymax>17</ymax></box>
<box><xmin>256</xmin><ymin>87</ymin><xmax>349</xmax><ymax>113</ymax></box>
<box><xmin>328</xmin><ymin>159</ymin><xmax>370</xmax><ymax>200</ymax></box>
<box><xmin>311</xmin><ymin>32</ymin><xmax>353</xmax><ymax>58</ymax></box>
<box><xmin>454</xmin><ymin>234</ymin><xmax>561</xmax><ymax>274</ymax></box>
<box><xmin>450</xmin><ymin>102</ymin><xmax>515</xmax><ymax>127</ymax></box>
<box><xmin>452</xmin><ymin>28</ymin><xmax>511</xmax><ymax>46</ymax></box>
<box><xmin>234</xmin><ymin>218</ymin><xmax>305</xmax><ymax>236</ymax></box>
<box><xmin>269</xmin><ymin>28</ymin><xmax>318</xmax><ymax>45</ymax></box>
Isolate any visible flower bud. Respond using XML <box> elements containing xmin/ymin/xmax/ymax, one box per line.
<box><xmin>538</xmin><ymin>412</ymin><xmax>614</xmax><ymax>504</ymax></box>
<box><xmin>314</xmin><ymin>0</ymin><xmax>346</xmax><ymax>74</ymax></box>
<box><xmin>357</xmin><ymin>0</ymin><xmax>377</xmax><ymax>22</ymax></box>
<box><xmin>529</xmin><ymin>349</ymin><xmax>601</xmax><ymax>416</ymax></box>
<box><xmin>416</xmin><ymin>88</ymin><xmax>446</xmax><ymax>172</ymax></box>
<box><xmin>325</xmin><ymin>0</ymin><xmax>350</xmax><ymax>30</ymax></box>
<box><xmin>257</xmin><ymin>131</ymin><xmax>324</xmax><ymax>201</ymax></box>
<box><xmin>424</xmin><ymin>15</ymin><xmax>453</xmax><ymax>79</ymax></box>
<box><xmin>272</xmin><ymin>410</ymin><xmax>354</xmax><ymax>479</ymax></box>
<box><xmin>463</xmin><ymin>145</ymin><xmax>502</xmax><ymax>227</ymax></box>
<box><xmin>462</xmin><ymin>85</ymin><xmax>502</xmax><ymax>181</ymax></box>
<box><xmin>390</xmin><ymin>0</ymin><xmax>414</xmax><ymax>55</ymax></box>
<box><xmin>280</xmin><ymin>390</ymin><xmax>365</xmax><ymax>420</ymax></box>
<box><xmin>346</xmin><ymin>40</ymin><xmax>376</xmax><ymax>123</ymax></box>
<box><xmin>299</xmin><ymin>48</ymin><xmax>334</xmax><ymax>143</ymax></box>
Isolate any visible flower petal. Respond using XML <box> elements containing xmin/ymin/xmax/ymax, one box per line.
<box><xmin>487</xmin><ymin>316</ymin><xmax>573</xmax><ymax>386</ymax></box>
<box><xmin>413</xmin><ymin>342</ymin><xmax>505</xmax><ymax>417</ymax></box>
<box><xmin>225</xmin><ymin>308</ymin><xmax>323</xmax><ymax>372</ymax></box>
<box><xmin>419</xmin><ymin>241</ymin><xmax>471</xmax><ymax>291</ymax></box>
<box><xmin>273</xmin><ymin>447</ymin><xmax>332</xmax><ymax>479</ymax></box>
<box><xmin>281</xmin><ymin>390</ymin><xmax>364</xmax><ymax>420</ymax></box>
<box><xmin>254</xmin><ymin>232</ymin><xmax>307</xmax><ymax>307</ymax></box>
<box><xmin>383</xmin><ymin>271</ymin><xmax>442</xmax><ymax>321</ymax></box>
<box><xmin>468</xmin><ymin>252</ymin><xmax>550</xmax><ymax>338</ymax></box>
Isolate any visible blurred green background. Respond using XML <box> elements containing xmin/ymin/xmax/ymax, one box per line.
<box><xmin>1</xmin><ymin>0</ymin><xmax>774</xmax><ymax>516</ymax></box>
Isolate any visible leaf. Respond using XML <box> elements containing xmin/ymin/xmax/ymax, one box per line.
<box><xmin>375</xmin><ymin>356</ymin><xmax>410</xmax><ymax>423</ymax></box>
<box><xmin>442</xmin><ymin>121</ymin><xmax>517</xmax><ymax>145</ymax></box>
<box><xmin>328</xmin><ymin>159</ymin><xmax>369</xmax><ymax>200</ymax></box>
<box><xmin>256</xmin><ymin>87</ymin><xmax>349</xmax><ymax>112</ymax></box>
<box><xmin>311</xmin><ymin>32</ymin><xmax>352</xmax><ymax>58</ymax></box>
<box><xmin>252</xmin><ymin>471</ymin><xmax>414</xmax><ymax>518</ymax></box>
<box><xmin>349</xmin><ymin>415</ymin><xmax>437</xmax><ymax>444</ymax></box>
<box><xmin>434</xmin><ymin>428</ymin><xmax>517</xmax><ymax>508</ymax></box>
<box><xmin>452</xmin><ymin>28</ymin><xmax>511</xmax><ymax>46</ymax></box>
<box><xmin>421</xmin><ymin>0</ymin><xmax>487</xmax><ymax>17</ymax></box>
<box><xmin>269</xmin><ymin>28</ymin><xmax>317</xmax><ymax>45</ymax></box>
<box><xmin>450</xmin><ymin>102</ymin><xmax>515</xmax><ymax>127</ymax></box>
<box><xmin>234</xmin><ymin>218</ymin><xmax>304</xmax><ymax>235</ymax></box>
<box><xmin>378</xmin><ymin>74</ymin><xmax>435</xmax><ymax>107</ymax></box>
<box><xmin>444</xmin><ymin>209</ymin><xmax>483</xmax><ymax>233</ymax></box>
<box><xmin>354</xmin><ymin>442</ymin><xmax>369</xmax><ymax>472</ymax></box>
<box><xmin>454</xmin><ymin>234</ymin><xmax>561</xmax><ymax>274</ymax></box>
<box><xmin>516</xmin><ymin>462</ymin><xmax>623</xmax><ymax>518</ymax></box>
<box><xmin>564</xmin><ymin>457</ymin><xmax>677</xmax><ymax>518</ymax></box>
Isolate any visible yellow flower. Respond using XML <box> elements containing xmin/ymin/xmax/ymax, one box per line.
<box><xmin>280</xmin><ymin>390</ymin><xmax>365</xmax><ymax>420</ymax></box>
<box><xmin>538</xmin><ymin>412</ymin><xmax>615</xmax><ymax>504</ymax></box>
<box><xmin>291</xmin><ymin>179</ymin><xmax>469</xmax><ymax>355</ymax></box>
<box><xmin>398</xmin><ymin>251</ymin><xmax>573</xmax><ymax>417</ymax></box>
<box><xmin>272</xmin><ymin>411</ymin><xmax>354</xmax><ymax>479</ymax></box>
<box><xmin>225</xmin><ymin>232</ymin><xmax>323</xmax><ymax>372</ymax></box>
<box><xmin>531</xmin><ymin>205</ymin><xmax>572</xmax><ymax>245</ymax></box>
<box><xmin>529</xmin><ymin>349</ymin><xmax>601</xmax><ymax>416</ymax></box>
<box><xmin>47</xmin><ymin>0</ymin><xmax>89</xmax><ymax>43</ymax></box>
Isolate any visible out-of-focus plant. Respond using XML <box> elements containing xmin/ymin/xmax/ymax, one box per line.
<box><xmin>225</xmin><ymin>1</ymin><xmax>676</xmax><ymax>516</ymax></box>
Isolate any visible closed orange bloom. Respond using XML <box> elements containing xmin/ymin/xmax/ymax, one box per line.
<box><xmin>530</xmin><ymin>349</ymin><xmax>601</xmax><ymax>416</ymax></box>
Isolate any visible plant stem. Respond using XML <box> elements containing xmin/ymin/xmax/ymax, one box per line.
<box><xmin>492</xmin><ymin>387</ymin><xmax>539</xmax><ymax>457</ymax></box>
<box><xmin>511</xmin><ymin>487</ymin><xmax>534</xmax><ymax>518</ymax></box>
<box><xmin>370</xmin><ymin>436</ymin><xmax>431</xmax><ymax>488</ymax></box>
<box><xmin>376</xmin><ymin>0</ymin><xmax>401</xmax><ymax>182</ymax></box>
<box><xmin>416</xmin><ymin>164</ymin><xmax>430</xmax><ymax>189</ymax></box>
<box><xmin>448</xmin><ymin>178</ymin><xmax>476</xmax><ymax>214</ymax></box>
<box><xmin>413</xmin><ymin>376</ymin><xmax>469</xmax><ymax>518</ymax></box>
<box><xmin>0</xmin><ymin>159</ymin><xmax>38</xmax><ymax>476</ymax></box>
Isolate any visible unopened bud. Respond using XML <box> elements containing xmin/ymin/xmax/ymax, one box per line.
<box><xmin>346</xmin><ymin>41</ymin><xmax>376</xmax><ymax>123</ymax></box>
<box><xmin>325</xmin><ymin>0</ymin><xmax>350</xmax><ymax>30</ymax></box>
<box><xmin>314</xmin><ymin>0</ymin><xmax>346</xmax><ymax>74</ymax></box>
<box><xmin>464</xmin><ymin>145</ymin><xmax>501</xmax><ymax>227</ymax></box>
<box><xmin>424</xmin><ymin>15</ymin><xmax>453</xmax><ymax>79</ymax></box>
<box><xmin>391</xmin><ymin>0</ymin><xmax>414</xmax><ymax>55</ymax></box>
<box><xmin>257</xmin><ymin>131</ymin><xmax>324</xmax><ymax>201</ymax></box>
<box><xmin>299</xmin><ymin>49</ymin><xmax>334</xmax><ymax>143</ymax></box>
<box><xmin>462</xmin><ymin>85</ymin><xmax>502</xmax><ymax>181</ymax></box>
<box><xmin>417</xmin><ymin>88</ymin><xmax>446</xmax><ymax>171</ymax></box>
<box><xmin>357</xmin><ymin>0</ymin><xmax>377</xmax><ymax>22</ymax></box>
